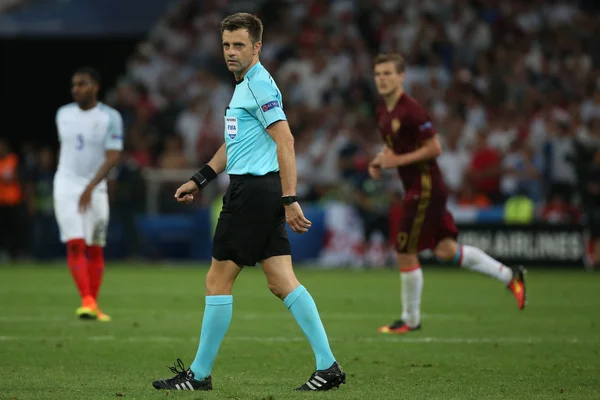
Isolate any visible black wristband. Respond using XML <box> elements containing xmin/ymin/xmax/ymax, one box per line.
<box><xmin>190</xmin><ymin>164</ymin><xmax>217</xmax><ymax>190</ymax></box>
<box><xmin>281</xmin><ymin>195</ymin><xmax>298</xmax><ymax>205</ymax></box>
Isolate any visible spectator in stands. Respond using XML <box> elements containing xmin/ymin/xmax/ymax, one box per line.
<box><xmin>108</xmin><ymin>150</ymin><xmax>147</xmax><ymax>258</ymax></box>
<box><xmin>467</xmin><ymin>130</ymin><xmax>503</xmax><ymax>204</ymax></box>
<box><xmin>304</xmin><ymin>114</ymin><xmax>350</xmax><ymax>198</ymax></box>
<box><xmin>487</xmin><ymin>112</ymin><xmax>518</xmax><ymax>154</ymax></box>
<box><xmin>129</xmin><ymin>133</ymin><xmax>153</xmax><ymax>169</ymax></box>
<box><xmin>571</xmin><ymin>117</ymin><xmax>600</xmax><ymax>206</ymax></box>
<box><xmin>175</xmin><ymin>96</ymin><xmax>208</xmax><ymax>167</ymax></box>
<box><xmin>158</xmin><ymin>135</ymin><xmax>189</xmax><ymax>213</ymax></box>
<box><xmin>353</xmin><ymin>171</ymin><xmax>392</xmax><ymax>256</ymax></box>
<box><xmin>193</xmin><ymin>109</ymin><xmax>223</xmax><ymax>166</ymax></box>
<box><xmin>438</xmin><ymin>120</ymin><xmax>470</xmax><ymax>201</ymax></box>
<box><xmin>540</xmin><ymin>193</ymin><xmax>582</xmax><ymax>224</ymax></box>
<box><xmin>585</xmin><ymin>150</ymin><xmax>600</xmax><ymax>267</ymax></box>
<box><xmin>581</xmin><ymin>88</ymin><xmax>600</xmax><ymax>123</ymax></box>
<box><xmin>0</xmin><ymin>139</ymin><xmax>23</xmax><ymax>262</ymax></box>
<box><xmin>154</xmin><ymin>89</ymin><xmax>185</xmax><ymax>139</ymax></box>
<box><xmin>456</xmin><ymin>180</ymin><xmax>492</xmax><ymax>209</ymax></box>
<box><xmin>20</xmin><ymin>141</ymin><xmax>38</xmax><ymax>179</ymax></box>
<box><xmin>543</xmin><ymin>118</ymin><xmax>578</xmax><ymax>203</ymax></box>
<box><xmin>294</xmin><ymin>130</ymin><xmax>317</xmax><ymax>202</ymax></box>
<box><xmin>464</xmin><ymin>91</ymin><xmax>488</xmax><ymax>132</ymax></box>
<box><xmin>158</xmin><ymin>134</ymin><xmax>188</xmax><ymax>170</ymax></box>
<box><xmin>19</xmin><ymin>141</ymin><xmax>38</xmax><ymax>257</ymax></box>
<box><xmin>501</xmin><ymin>141</ymin><xmax>544</xmax><ymax>203</ymax></box>
<box><xmin>28</xmin><ymin>148</ymin><xmax>58</xmax><ymax>260</ymax></box>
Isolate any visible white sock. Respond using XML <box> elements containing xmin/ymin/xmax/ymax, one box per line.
<box><xmin>400</xmin><ymin>267</ymin><xmax>423</xmax><ymax>328</ymax></box>
<box><xmin>460</xmin><ymin>245</ymin><xmax>513</xmax><ymax>285</ymax></box>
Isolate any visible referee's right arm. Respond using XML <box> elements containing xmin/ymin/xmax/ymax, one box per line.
<box><xmin>207</xmin><ymin>143</ymin><xmax>227</xmax><ymax>175</ymax></box>
<box><xmin>174</xmin><ymin>144</ymin><xmax>226</xmax><ymax>202</ymax></box>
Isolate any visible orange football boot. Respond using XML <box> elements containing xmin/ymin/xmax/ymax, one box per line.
<box><xmin>76</xmin><ymin>296</ymin><xmax>97</xmax><ymax>320</ymax></box>
<box><xmin>508</xmin><ymin>266</ymin><xmax>527</xmax><ymax>310</ymax></box>
<box><xmin>378</xmin><ymin>320</ymin><xmax>421</xmax><ymax>334</ymax></box>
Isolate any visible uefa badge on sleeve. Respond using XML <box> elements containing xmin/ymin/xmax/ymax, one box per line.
<box><xmin>261</xmin><ymin>100</ymin><xmax>279</xmax><ymax>111</ymax></box>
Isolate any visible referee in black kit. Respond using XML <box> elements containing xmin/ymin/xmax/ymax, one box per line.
<box><xmin>151</xmin><ymin>13</ymin><xmax>346</xmax><ymax>392</ymax></box>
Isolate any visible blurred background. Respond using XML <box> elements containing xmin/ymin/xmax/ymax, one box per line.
<box><xmin>1</xmin><ymin>0</ymin><xmax>600</xmax><ymax>270</ymax></box>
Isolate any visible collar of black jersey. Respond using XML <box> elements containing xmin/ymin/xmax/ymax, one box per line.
<box><xmin>235</xmin><ymin>62</ymin><xmax>262</xmax><ymax>85</ymax></box>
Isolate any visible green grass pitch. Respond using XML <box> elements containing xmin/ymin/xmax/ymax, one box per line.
<box><xmin>1</xmin><ymin>264</ymin><xmax>599</xmax><ymax>400</ymax></box>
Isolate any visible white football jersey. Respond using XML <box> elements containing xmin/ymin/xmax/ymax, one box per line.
<box><xmin>55</xmin><ymin>102</ymin><xmax>123</xmax><ymax>189</ymax></box>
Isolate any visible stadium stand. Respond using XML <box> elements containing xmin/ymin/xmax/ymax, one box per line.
<box><xmin>105</xmin><ymin>0</ymin><xmax>600</xmax><ymax>206</ymax></box>
<box><xmin>9</xmin><ymin>0</ymin><xmax>600</xmax><ymax>266</ymax></box>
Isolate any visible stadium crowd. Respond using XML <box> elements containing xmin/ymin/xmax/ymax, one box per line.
<box><xmin>4</xmin><ymin>0</ymin><xmax>600</xmax><ymax>264</ymax></box>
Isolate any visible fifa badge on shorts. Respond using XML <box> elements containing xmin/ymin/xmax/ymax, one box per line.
<box><xmin>392</xmin><ymin>118</ymin><xmax>401</xmax><ymax>134</ymax></box>
<box><xmin>226</xmin><ymin>117</ymin><xmax>238</xmax><ymax>139</ymax></box>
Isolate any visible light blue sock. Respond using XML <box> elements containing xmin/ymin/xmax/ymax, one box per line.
<box><xmin>190</xmin><ymin>295</ymin><xmax>233</xmax><ymax>379</ymax></box>
<box><xmin>284</xmin><ymin>285</ymin><xmax>336</xmax><ymax>370</ymax></box>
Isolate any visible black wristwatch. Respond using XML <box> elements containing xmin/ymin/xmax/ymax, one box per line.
<box><xmin>281</xmin><ymin>195</ymin><xmax>298</xmax><ymax>206</ymax></box>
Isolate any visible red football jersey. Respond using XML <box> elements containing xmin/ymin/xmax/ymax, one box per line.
<box><xmin>376</xmin><ymin>93</ymin><xmax>448</xmax><ymax>196</ymax></box>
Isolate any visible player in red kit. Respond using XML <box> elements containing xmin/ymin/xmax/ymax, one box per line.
<box><xmin>369</xmin><ymin>54</ymin><xmax>526</xmax><ymax>334</ymax></box>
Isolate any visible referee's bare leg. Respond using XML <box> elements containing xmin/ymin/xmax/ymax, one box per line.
<box><xmin>261</xmin><ymin>255</ymin><xmax>345</xmax><ymax>390</ymax></box>
<box><xmin>187</xmin><ymin>257</ymin><xmax>241</xmax><ymax>381</ymax></box>
<box><xmin>261</xmin><ymin>255</ymin><xmax>299</xmax><ymax>298</ymax></box>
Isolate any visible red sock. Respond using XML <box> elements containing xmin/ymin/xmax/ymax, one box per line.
<box><xmin>86</xmin><ymin>245</ymin><xmax>105</xmax><ymax>301</ymax></box>
<box><xmin>67</xmin><ymin>239</ymin><xmax>93</xmax><ymax>305</ymax></box>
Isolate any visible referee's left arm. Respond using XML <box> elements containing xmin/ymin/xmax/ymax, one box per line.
<box><xmin>248</xmin><ymin>79</ymin><xmax>296</xmax><ymax>197</ymax></box>
<box><xmin>250</xmin><ymin>78</ymin><xmax>310</xmax><ymax>233</ymax></box>
<box><xmin>266</xmin><ymin>120</ymin><xmax>311</xmax><ymax>233</ymax></box>
<box><xmin>266</xmin><ymin>120</ymin><xmax>297</xmax><ymax>197</ymax></box>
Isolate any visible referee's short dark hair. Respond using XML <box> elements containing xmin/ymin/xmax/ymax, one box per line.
<box><xmin>220</xmin><ymin>13</ymin><xmax>263</xmax><ymax>44</ymax></box>
<box><xmin>75</xmin><ymin>67</ymin><xmax>101</xmax><ymax>85</ymax></box>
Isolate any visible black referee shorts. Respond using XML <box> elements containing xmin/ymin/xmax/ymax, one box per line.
<box><xmin>212</xmin><ymin>172</ymin><xmax>291</xmax><ymax>266</ymax></box>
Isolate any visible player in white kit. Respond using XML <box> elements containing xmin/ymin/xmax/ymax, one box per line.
<box><xmin>54</xmin><ymin>68</ymin><xmax>123</xmax><ymax>322</ymax></box>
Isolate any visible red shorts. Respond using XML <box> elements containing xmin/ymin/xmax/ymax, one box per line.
<box><xmin>394</xmin><ymin>192</ymin><xmax>458</xmax><ymax>254</ymax></box>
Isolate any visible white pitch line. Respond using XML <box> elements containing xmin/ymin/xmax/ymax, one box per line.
<box><xmin>368</xmin><ymin>337</ymin><xmax>591</xmax><ymax>344</ymax></box>
<box><xmin>0</xmin><ymin>313</ymin><xmax>593</xmax><ymax>326</ymax></box>
<box><xmin>0</xmin><ymin>313</ymin><xmax>480</xmax><ymax>323</ymax></box>
<box><xmin>0</xmin><ymin>335</ymin><xmax>596</xmax><ymax>345</ymax></box>
<box><xmin>238</xmin><ymin>313</ymin><xmax>475</xmax><ymax>321</ymax></box>
<box><xmin>0</xmin><ymin>316</ymin><xmax>71</xmax><ymax>322</ymax></box>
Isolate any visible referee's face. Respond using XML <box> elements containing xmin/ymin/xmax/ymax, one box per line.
<box><xmin>222</xmin><ymin>29</ymin><xmax>260</xmax><ymax>77</ymax></box>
